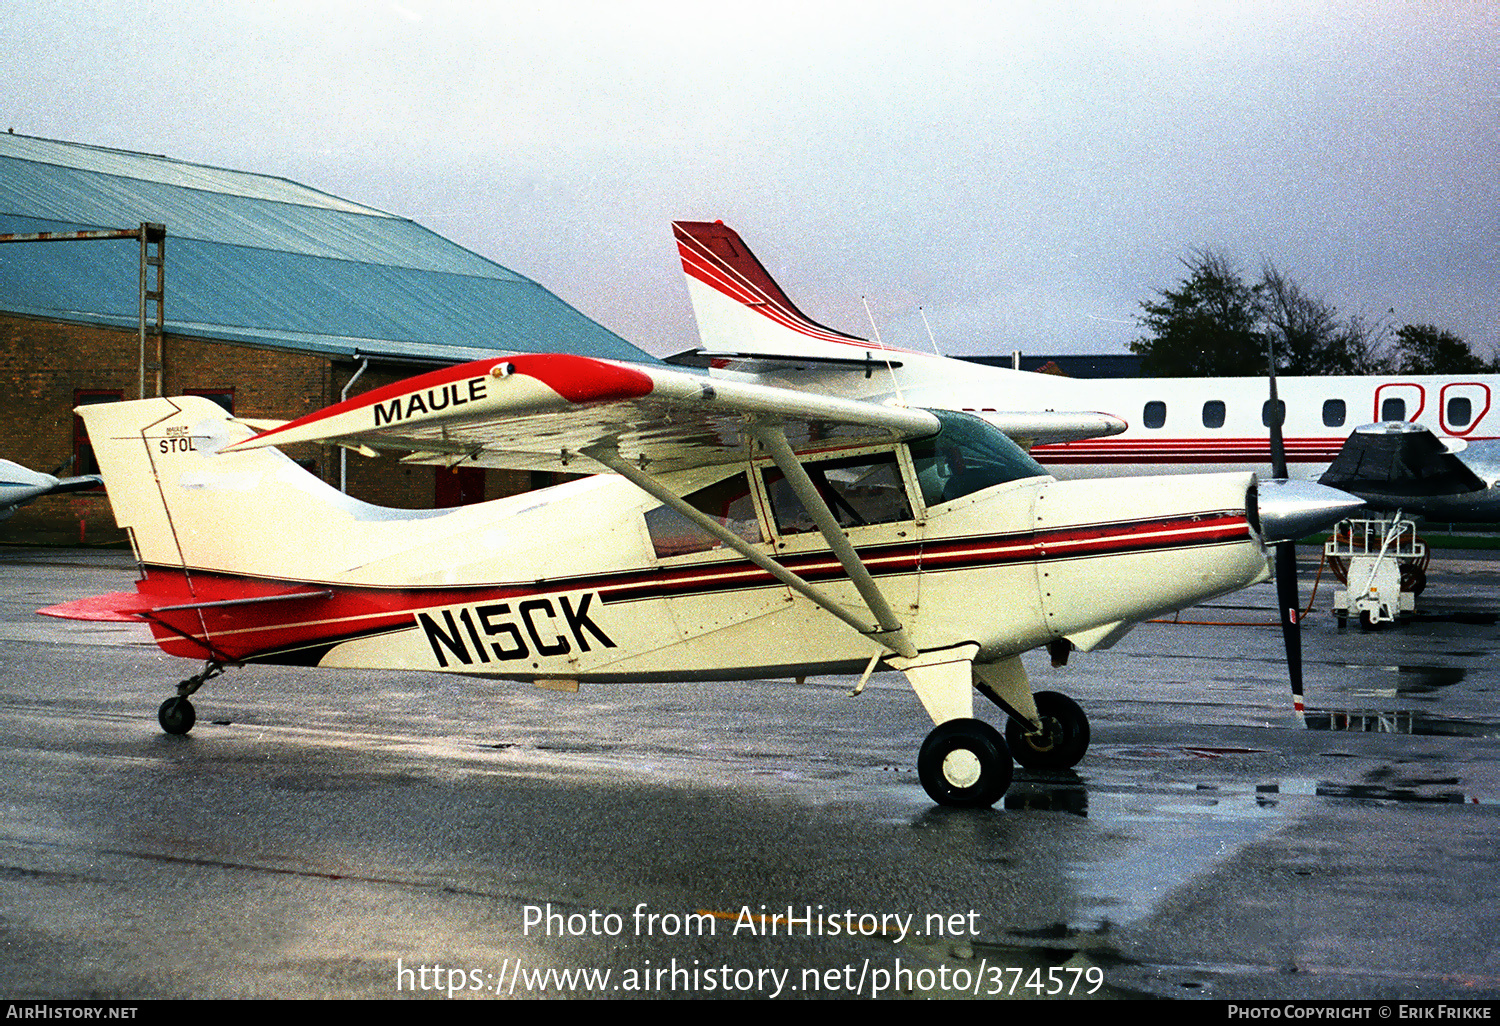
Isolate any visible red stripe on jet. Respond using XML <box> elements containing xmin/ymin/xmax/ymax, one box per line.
<box><xmin>673</xmin><ymin>221</ymin><xmax>910</xmax><ymax>354</ymax></box>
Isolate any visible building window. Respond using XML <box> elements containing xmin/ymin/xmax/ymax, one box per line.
<box><xmin>72</xmin><ymin>390</ymin><xmax>124</xmax><ymax>480</ymax></box>
<box><xmin>1381</xmin><ymin>397</ymin><xmax>1406</xmax><ymax>422</ymax></box>
<box><xmin>1143</xmin><ymin>401</ymin><xmax>1166</xmax><ymax>429</ymax></box>
<box><xmin>1322</xmin><ymin>399</ymin><xmax>1346</xmax><ymax>428</ymax></box>
<box><xmin>1201</xmin><ymin>401</ymin><xmax>1226</xmax><ymax>429</ymax></box>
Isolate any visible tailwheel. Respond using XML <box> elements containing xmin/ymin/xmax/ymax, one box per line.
<box><xmin>917</xmin><ymin>718</ymin><xmax>1013</xmax><ymax>808</ymax></box>
<box><xmin>1006</xmin><ymin>690</ymin><xmax>1089</xmax><ymax>770</ymax></box>
<box><xmin>158</xmin><ymin>696</ymin><xmax>196</xmax><ymax>735</ymax></box>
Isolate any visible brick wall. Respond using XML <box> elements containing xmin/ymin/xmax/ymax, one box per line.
<box><xmin>1</xmin><ymin>314</ymin><xmax>533</xmax><ymax>544</ymax></box>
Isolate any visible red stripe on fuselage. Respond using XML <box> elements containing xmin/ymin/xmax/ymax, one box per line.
<box><xmin>128</xmin><ymin>510</ymin><xmax>1251</xmax><ymax>662</ymax></box>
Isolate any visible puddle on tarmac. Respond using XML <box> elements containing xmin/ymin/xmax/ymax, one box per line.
<box><xmin>1305</xmin><ymin>707</ymin><xmax>1500</xmax><ymax>737</ymax></box>
<box><xmin>1053</xmin><ymin>783</ymin><xmax>1291</xmax><ymax>929</ymax></box>
<box><xmin>1022</xmin><ymin>746</ymin><xmax>1492</xmax><ymax>930</ymax></box>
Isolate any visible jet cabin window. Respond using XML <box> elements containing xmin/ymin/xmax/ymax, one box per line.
<box><xmin>1323</xmin><ymin>399</ymin><xmax>1347</xmax><ymax>428</ymax></box>
<box><xmin>1202</xmin><ymin>401</ymin><xmax>1226</xmax><ymax>429</ymax></box>
<box><xmin>1143</xmin><ymin>401</ymin><xmax>1166</xmax><ymax>429</ymax></box>
<box><xmin>908</xmin><ymin>409</ymin><xmax>1047</xmax><ymax>507</ymax></box>
<box><xmin>1448</xmin><ymin>396</ymin><xmax>1472</xmax><ymax>428</ymax></box>
<box><xmin>645</xmin><ymin>472</ymin><xmax>763</xmax><ymax>558</ymax></box>
<box><xmin>1262</xmin><ymin>399</ymin><xmax>1286</xmax><ymax>429</ymax></box>
<box><xmin>1382</xmin><ymin>397</ymin><xmax>1407</xmax><ymax>421</ymax></box>
<box><xmin>763</xmin><ymin>453</ymin><xmax>912</xmax><ymax>535</ymax></box>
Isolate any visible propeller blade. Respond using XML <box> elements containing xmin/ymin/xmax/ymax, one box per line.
<box><xmin>1267</xmin><ymin>335</ymin><xmax>1304</xmax><ymax>723</ymax></box>
<box><xmin>1275</xmin><ymin>539</ymin><xmax>1306</xmax><ymax>724</ymax></box>
<box><xmin>1267</xmin><ymin>338</ymin><xmax>1288</xmax><ymax>479</ymax></box>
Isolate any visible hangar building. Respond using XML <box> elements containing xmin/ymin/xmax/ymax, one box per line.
<box><xmin>0</xmin><ymin>133</ymin><xmax>653</xmax><ymax>543</ymax></box>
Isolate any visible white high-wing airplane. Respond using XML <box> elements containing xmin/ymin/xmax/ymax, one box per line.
<box><xmin>671</xmin><ymin>221</ymin><xmax>1500</xmax><ymax>515</ymax></box>
<box><xmin>38</xmin><ymin>353</ymin><xmax>1344</xmax><ymax>807</ymax></box>
<box><xmin>0</xmin><ymin>459</ymin><xmax>99</xmax><ymax>521</ymax></box>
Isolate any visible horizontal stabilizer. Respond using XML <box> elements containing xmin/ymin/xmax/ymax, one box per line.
<box><xmin>38</xmin><ymin>592</ymin><xmax>156</xmax><ymax>622</ymax></box>
<box><xmin>975</xmin><ymin>410</ymin><xmax>1127</xmax><ymax>447</ymax></box>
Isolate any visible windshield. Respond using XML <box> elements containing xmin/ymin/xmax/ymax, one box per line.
<box><xmin>909</xmin><ymin>410</ymin><xmax>1048</xmax><ymax>506</ymax></box>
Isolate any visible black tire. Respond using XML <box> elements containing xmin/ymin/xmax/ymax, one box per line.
<box><xmin>158</xmin><ymin>697</ymin><xmax>196</xmax><ymax>735</ymax></box>
<box><xmin>917</xmin><ymin>718</ymin><xmax>1012</xmax><ymax>808</ymax></box>
<box><xmin>1007</xmin><ymin>690</ymin><xmax>1090</xmax><ymax>770</ymax></box>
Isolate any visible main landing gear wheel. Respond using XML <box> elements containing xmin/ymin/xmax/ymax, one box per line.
<box><xmin>917</xmin><ymin>718</ymin><xmax>1013</xmax><ymax>808</ymax></box>
<box><xmin>1006</xmin><ymin>690</ymin><xmax>1089</xmax><ymax>770</ymax></box>
<box><xmin>158</xmin><ymin>697</ymin><xmax>196</xmax><ymax>735</ymax></box>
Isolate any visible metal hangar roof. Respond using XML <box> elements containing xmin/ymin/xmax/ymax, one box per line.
<box><xmin>0</xmin><ymin>133</ymin><xmax>656</xmax><ymax>366</ymax></box>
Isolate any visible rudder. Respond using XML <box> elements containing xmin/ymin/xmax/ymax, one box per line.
<box><xmin>80</xmin><ymin>396</ymin><xmax>396</xmax><ymax>580</ymax></box>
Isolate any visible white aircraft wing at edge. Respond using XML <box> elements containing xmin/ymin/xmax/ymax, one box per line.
<box><xmin>224</xmin><ymin>353</ymin><xmax>941</xmax><ymax>474</ymax></box>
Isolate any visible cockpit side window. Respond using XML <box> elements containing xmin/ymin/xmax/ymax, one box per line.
<box><xmin>908</xmin><ymin>409</ymin><xmax>1048</xmax><ymax>507</ymax></box>
<box><xmin>645</xmin><ymin>471</ymin><xmax>763</xmax><ymax>558</ymax></box>
<box><xmin>763</xmin><ymin>452</ymin><xmax>912</xmax><ymax>535</ymax></box>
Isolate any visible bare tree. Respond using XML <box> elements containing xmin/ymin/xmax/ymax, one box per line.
<box><xmin>1130</xmin><ymin>249</ymin><xmax>1266</xmax><ymax>376</ymax></box>
<box><xmin>1135</xmin><ymin>250</ymin><xmax>1401</xmax><ymax>376</ymax></box>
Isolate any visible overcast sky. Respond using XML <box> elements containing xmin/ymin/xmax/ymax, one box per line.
<box><xmin>4</xmin><ymin>0</ymin><xmax>1496</xmax><ymax>361</ymax></box>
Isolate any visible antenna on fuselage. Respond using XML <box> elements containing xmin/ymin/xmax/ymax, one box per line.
<box><xmin>919</xmin><ymin>306</ymin><xmax>943</xmax><ymax>356</ymax></box>
<box><xmin>861</xmin><ymin>294</ymin><xmax>906</xmax><ymax>406</ymax></box>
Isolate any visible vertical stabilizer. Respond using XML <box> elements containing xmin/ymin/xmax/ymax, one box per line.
<box><xmin>673</xmin><ymin>220</ymin><xmax>907</xmax><ymax>359</ymax></box>
<box><xmin>79</xmin><ymin>396</ymin><xmax>424</xmax><ymax>581</ymax></box>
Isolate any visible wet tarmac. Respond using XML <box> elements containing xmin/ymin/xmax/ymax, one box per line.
<box><xmin>2</xmin><ymin>544</ymin><xmax>1500</xmax><ymax>1000</ymax></box>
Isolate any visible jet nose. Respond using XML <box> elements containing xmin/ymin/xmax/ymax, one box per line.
<box><xmin>1255</xmin><ymin>478</ymin><xmax>1366</xmax><ymax>543</ymax></box>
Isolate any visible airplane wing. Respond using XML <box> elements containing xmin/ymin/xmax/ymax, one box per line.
<box><xmin>1</xmin><ymin>460</ymin><xmax>101</xmax><ymax>520</ymax></box>
<box><xmin>223</xmin><ymin>353</ymin><xmax>941</xmax><ymax>473</ymax></box>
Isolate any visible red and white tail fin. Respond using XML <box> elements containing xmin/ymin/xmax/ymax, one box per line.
<box><xmin>673</xmin><ymin>220</ymin><xmax>909</xmax><ymax>360</ymax></box>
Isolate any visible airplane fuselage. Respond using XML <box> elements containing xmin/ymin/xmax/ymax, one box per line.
<box><xmin>711</xmin><ymin>354</ymin><xmax>1500</xmax><ymax>485</ymax></box>
<box><xmin>65</xmin><ymin>397</ymin><xmax>1269</xmax><ymax>683</ymax></box>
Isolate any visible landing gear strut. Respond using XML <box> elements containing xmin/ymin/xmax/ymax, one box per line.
<box><xmin>917</xmin><ymin>718</ymin><xmax>1013</xmax><ymax>808</ymax></box>
<box><xmin>156</xmin><ymin>660</ymin><xmax>228</xmax><ymax>736</ymax></box>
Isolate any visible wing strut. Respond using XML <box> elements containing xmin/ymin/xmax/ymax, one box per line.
<box><xmin>584</xmin><ymin>440</ymin><xmax>917</xmax><ymax>660</ymax></box>
<box><xmin>748</xmin><ymin>425</ymin><xmax>917</xmax><ymax>658</ymax></box>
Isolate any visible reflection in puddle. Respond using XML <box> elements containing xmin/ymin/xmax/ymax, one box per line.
<box><xmin>1062</xmin><ymin>787</ymin><xmax>1284</xmax><ymax>929</ymax></box>
<box><xmin>1034</xmin><ymin>758</ymin><xmax>1490</xmax><ymax>931</ymax></box>
<box><xmin>1316</xmin><ymin>781</ymin><xmax>1471</xmax><ymax>804</ymax></box>
<box><xmin>1305</xmin><ymin>707</ymin><xmax>1500</xmax><ymax>737</ymax></box>
<box><xmin>1394</xmin><ymin>665</ymin><xmax>1467</xmax><ymax>690</ymax></box>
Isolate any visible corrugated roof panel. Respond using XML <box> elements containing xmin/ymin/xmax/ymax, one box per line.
<box><xmin>0</xmin><ymin>134</ymin><xmax>383</xmax><ymax>215</ymax></box>
<box><xmin>0</xmin><ymin>159</ymin><xmax>521</xmax><ymax>278</ymax></box>
<box><xmin>0</xmin><ymin>134</ymin><xmax>659</xmax><ymax>365</ymax></box>
<box><xmin>0</xmin><ymin>230</ymin><xmax>646</xmax><ymax>362</ymax></box>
